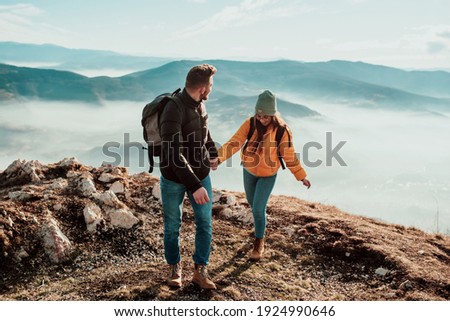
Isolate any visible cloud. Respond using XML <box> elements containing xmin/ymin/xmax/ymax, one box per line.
<box><xmin>438</xmin><ymin>31</ymin><xmax>450</xmax><ymax>40</ymax></box>
<box><xmin>175</xmin><ymin>0</ymin><xmax>313</xmax><ymax>39</ymax></box>
<box><xmin>0</xmin><ymin>3</ymin><xmax>72</xmax><ymax>45</ymax></box>
<box><xmin>0</xmin><ymin>4</ymin><xmax>43</xmax><ymax>27</ymax></box>
<box><xmin>344</xmin><ymin>0</ymin><xmax>368</xmax><ymax>4</ymax></box>
<box><xmin>325</xmin><ymin>25</ymin><xmax>450</xmax><ymax>54</ymax></box>
<box><xmin>427</xmin><ymin>41</ymin><xmax>447</xmax><ymax>54</ymax></box>
<box><xmin>0</xmin><ymin>3</ymin><xmax>43</xmax><ymax>16</ymax></box>
<box><xmin>406</xmin><ymin>25</ymin><xmax>450</xmax><ymax>55</ymax></box>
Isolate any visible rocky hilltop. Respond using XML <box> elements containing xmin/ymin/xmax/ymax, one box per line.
<box><xmin>0</xmin><ymin>159</ymin><xmax>449</xmax><ymax>301</ymax></box>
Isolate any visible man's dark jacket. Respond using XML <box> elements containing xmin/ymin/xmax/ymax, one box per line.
<box><xmin>159</xmin><ymin>88</ymin><xmax>218</xmax><ymax>192</ymax></box>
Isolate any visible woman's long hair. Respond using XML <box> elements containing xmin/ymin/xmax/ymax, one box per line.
<box><xmin>253</xmin><ymin>112</ymin><xmax>286</xmax><ymax>150</ymax></box>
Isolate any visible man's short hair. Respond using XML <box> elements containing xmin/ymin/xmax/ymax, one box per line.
<box><xmin>185</xmin><ymin>64</ymin><xmax>217</xmax><ymax>89</ymax></box>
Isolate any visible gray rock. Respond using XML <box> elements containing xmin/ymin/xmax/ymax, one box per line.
<box><xmin>106</xmin><ymin>208</ymin><xmax>139</xmax><ymax>229</ymax></box>
<box><xmin>40</xmin><ymin>218</ymin><xmax>73</xmax><ymax>264</ymax></box>
<box><xmin>225</xmin><ymin>207</ymin><xmax>253</xmax><ymax>225</ymax></box>
<box><xmin>66</xmin><ymin>170</ymin><xmax>78</xmax><ymax>178</ymax></box>
<box><xmin>111</xmin><ymin>167</ymin><xmax>126</xmax><ymax>176</ymax></box>
<box><xmin>99</xmin><ymin>190</ymin><xmax>124</xmax><ymax>208</ymax></box>
<box><xmin>282</xmin><ymin>227</ymin><xmax>296</xmax><ymax>237</ymax></box>
<box><xmin>83</xmin><ymin>202</ymin><xmax>104</xmax><ymax>233</ymax></box>
<box><xmin>152</xmin><ymin>183</ymin><xmax>161</xmax><ymax>200</ymax></box>
<box><xmin>375</xmin><ymin>267</ymin><xmax>389</xmax><ymax>276</ymax></box>
<box><xmin>212</xmin><ymin>191</ymin><xmax>223</xmax><ymax>203</ymax></box>
<box><xmin>77</xmin><ymin>174</ymin><xmax>97</xmax><ymax>197</ymax></box>
<box><xmin>16</xmin><ymin>247</ymin><xmax>29</xmax><ymax>260</ymax></box>
<box><xmin>5</xmin><ymin>159</ymin><xmax>23</xmax><ymax>176</ymax></box>
<box><xmin>225</xmin><ymin>194</ymin><xmax>237</xmax><ymax>206</ymax></box>
<box><xmin>5</xmin><ymin>159</ymin><xmax>43</xmax><ymax>182</ymax></box>
<box><xmin>399</xmin><ymin>280</ymin><xmax>414</xmax><ymax>291</ymax></box>
<box><xmin>8</xmin><ymin>190</ymin><xmax>35</xmax><ymax>201</ymax></box>
<box><xmin>98</xmin><ymin>172</ymin><xmax>116</xmax><ymax>183</ymax></box>
<box><xmin>50</xmin><ymin>178</ymin><xmax>68</xmax><ymax>190</ymax></box>
<box><xmin>222</xmin><ymin>208</ymin><xmax>233</xmax><ymax>218</ymax></box>
<box><xmin>110</xmin><ymin>181</ymin><xmax>125</xmax><ymax>194</ymax></box>
<box><xmin>58</xmin><ymin>157</ymin><xmax>80</xmax><ymax>168</ymax></box>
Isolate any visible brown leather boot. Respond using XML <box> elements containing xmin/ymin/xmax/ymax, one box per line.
<box><xmin>166</xmin><ymin>262</ymin><xmax>182</xmax><ymax>288</ymax></box>
<box><xmin>192</xmin><ymin>264</ymin><xmax>217</xmax><ymax>290</ymax></box>
<box><xmin>249</xmin><ymin>237</ymin><xmax>265</xmax><ymax>261</ymax></box>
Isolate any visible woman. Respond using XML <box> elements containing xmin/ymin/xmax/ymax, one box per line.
<box><xmin>213</xmin><ymin>90</ymin><xmax>311</xmax><ymax>261</ymax></box>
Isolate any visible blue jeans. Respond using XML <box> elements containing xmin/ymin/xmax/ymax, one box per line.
<box><xmin>243</xmin><ymin>169</ymin><xmax>277</xmax><ymax>239</ymax></box>
<box><xmin>160</xmin><ymin>175</ymin><xmax>213</xmax><ymax>266</ymax></box>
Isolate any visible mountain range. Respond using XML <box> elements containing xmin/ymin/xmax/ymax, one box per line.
<box><xmin>0</xmin><ymin>41</ymin><xmax>171</xmax><ymax>71</ymax></box>
<box><xmin>1</xmin><ymin>42</ymin><xmax>450</xmax><ymax>113</ymax></box>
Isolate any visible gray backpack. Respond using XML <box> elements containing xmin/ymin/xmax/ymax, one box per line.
<box><xmin>141</xmin><ymin>88</ymin><xmax>181</xmax><ymax>172</ymax></box>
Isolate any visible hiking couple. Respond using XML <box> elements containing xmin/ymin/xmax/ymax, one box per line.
<box><xmin>158</xmin><ymin>64</ymin><xmax>311</xmax><ymax>290</ymax></box>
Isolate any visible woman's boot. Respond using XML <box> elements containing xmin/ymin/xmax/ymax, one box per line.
<box><xmin>249</xmin><ymin>237</ymin><xmax>265</xmax><ymax>261</ymax></box>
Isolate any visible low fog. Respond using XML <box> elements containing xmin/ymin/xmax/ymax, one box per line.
<box><xmin>1</xmin><ymin>98</ymin><xmax>449</xmax><ymax>234</ymax></box>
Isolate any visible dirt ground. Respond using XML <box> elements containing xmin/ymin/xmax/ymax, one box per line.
<box><xmin>1</xmin><ymin>160</ymin><xmax>449</xmax><ymax>301</ymax></box>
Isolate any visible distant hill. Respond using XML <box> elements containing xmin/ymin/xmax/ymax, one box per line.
<box><xmin>1</xmin><ymin>60</ymin><xmax>449</xmax><ymax>112</ymax></box>
<box><xmin>210</xmin><ymin>92</ymin><xmax>320</xmax><ymax>121</ymax></box>
<box><xmin>0</xmin><ymin>63</ymin><xmax>320</xmax><ymax>117</ymax></box>
<box><xmin>0</xmin><ymin>42</ymin><xmax>171</xmax><ymax>71</ymax></box>
<box><xmin>141</xmin><ymin>60</ymin><xmax>450</xmax><ymax>111</ymax></box>
<box><xmin>0</xmin><ymin>64</ymin><xmax>98</xmax><ymax>101</ymax></box>
<box><xmin>311</xmin><ymin>60</ymin><xmax>450</xmax><ymax>99</ymax></box>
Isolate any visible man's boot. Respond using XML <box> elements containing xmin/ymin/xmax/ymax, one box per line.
<box><xmin>249</xmin><ymin>237</ymin><xmax>265</xmax><ymax>261</ymax></box>
<box><xmin>167</xmin><ymin>262</ymin><xmax>182</xmax><ymax>288</ymax></box>
<box><xmin>192</xmin><ymin>264</ymin><xmax>217</xmax><ymax>290</ymax></box>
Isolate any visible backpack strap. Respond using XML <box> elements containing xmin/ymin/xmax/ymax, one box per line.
<box><xmin>242</xmin><ymin>117</ymin><xmax>291</xmax><ymax>170</ymax></box>
<box><xmin>242</xmin><ymin>116</ymin><xmax>255</xmax><ymax>152</ymax></box>
<box><xmin>146</xmin><ymin>88</ymin><xmax>182</xmax><ymax>173</ymax></box>
<box><xmin>275</xmin><ymin>125</ymin><xmax>290</xmax><ymax>170</ymax></box>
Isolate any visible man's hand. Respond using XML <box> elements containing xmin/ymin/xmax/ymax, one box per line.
<box><xmin>302</xmin><ymin>178</ymin><xmax>311</xmax><ymax>189</ymax></box>
<box><xmin>210</xmin><ymin>158</ymin><xmax>219</xmax><ymax>171</ymax></box>
<box><xmin>193</xmin><ymin>187</ymin><xmax>210</xmax><ymax>205</ymax></box>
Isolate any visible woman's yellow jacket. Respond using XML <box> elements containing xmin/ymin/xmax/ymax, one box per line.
<box><xmin>217</xmin><ymin>117</ymin><xmax>307</xmax><ymax>180</ymax></box>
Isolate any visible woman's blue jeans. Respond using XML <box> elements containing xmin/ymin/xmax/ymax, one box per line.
<box><xmin>160</xmin><ymin>175</ymin><xmax>213</xmax><ymax>266</ymax></box>
<box><xmin>243</xmin><ymin>169</ymin><xmax>277</xmax><ymax>239</ymax></box>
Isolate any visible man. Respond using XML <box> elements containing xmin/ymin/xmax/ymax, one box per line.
<box><xmin>159</xmin><ymin>64</ymin><xmax>218</xmax><ymax>290</ymax></box>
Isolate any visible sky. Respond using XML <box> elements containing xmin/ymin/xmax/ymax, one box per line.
<box><xmin>0</xmin><ymin>0</ymin><xmax>450</xmax><ymax>69</ymax></box>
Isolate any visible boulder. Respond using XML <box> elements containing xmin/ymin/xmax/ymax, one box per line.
<box><xmin>225</xmin><ymin>194</ymin><xmax>237</xmax><ymax>206</ymax></box>
<box><xmin>50</xmin><ymin>178</ymin><xmax>68</xmax><ymax>190</ymax></box>
<box><xmin>4</xmin><ymin>159</ymin><xmax>43</xmax><ymax>182</ymax></box>
<box><xmin>83</xmin><ymin>202</ymin><xmax>104</xmax><ymax>233</ymax></box>
<box><xmin>98</xmin><ymin>172</ymin><xmax>116</xmax><ymax>183</ymax></box>
<box><xmin>152</xmin><ymin>183</ymin><xmax>161</xmax><ymax>200</ymax></box>
<box><xmin>212</xmin><ymin>190</ymin><xmax>222</xmax><ymax>203</ymax></box>
<box><xmin>110</xmin><ymin>181</ymin><xmax>125</xmax><ymax>194</ymax></box>
<box><xmin>58</xmin><ymin>157</ymin><xmax>80</xmax><ymax>168</ymax></box>
<box><xmin>40</xmin><ymin>218</ymin><xmax>73</xmax><ymax>264</ymax></box>
<box><xmin>8</xmin><ymin>190</ymin><xmax>36</xmax><ymax>201</ymax></box>
<box><xmin>99</xmin><ymin>190</ymin><xmax>124</xmax><ymax>208</ymax></box>
<box><xmin>107</xmin><ymin>208</ymin><xmax>139</xmax><ymax>229</ymax></box>
<box><xmin>375</xmin><ymin>267</ymin><xmax>389</xmax><ymax>276</ymax></box>
<box><xmin>77</xmin><ymin>174</ymin><xmax>97</xmax><ymax>197</ymax></box>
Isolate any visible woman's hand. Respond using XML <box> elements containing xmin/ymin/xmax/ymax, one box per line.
<box><xmin>302</xmin><ymin>178</ymin><xmax>311</xmax><ymax>189</ymax></box>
